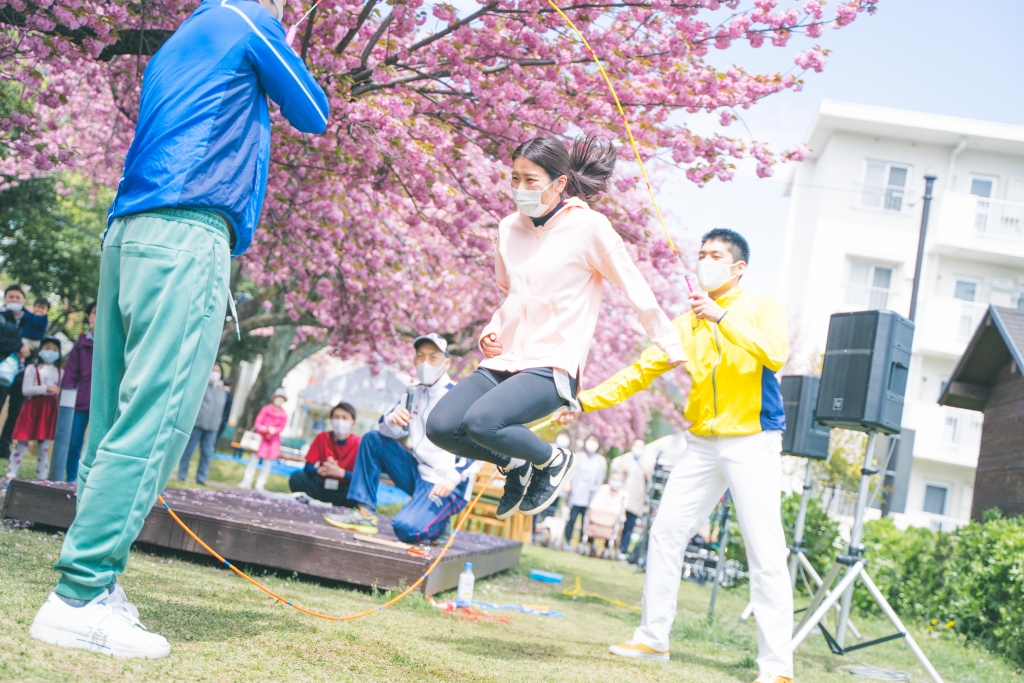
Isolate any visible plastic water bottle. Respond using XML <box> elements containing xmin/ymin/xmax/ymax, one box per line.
<box><xmin>456</xmin><ymin>562</ymin><xmax>475</xmax><ymax>607</ymax></box>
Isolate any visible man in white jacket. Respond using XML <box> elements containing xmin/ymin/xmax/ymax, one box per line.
<box><xmin>325</xmin><ymin>334</ymin><xmax>481</xmax><ymax>542</ymax></box>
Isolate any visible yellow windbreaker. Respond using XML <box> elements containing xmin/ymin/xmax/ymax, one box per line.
<box><xmin>579</xmin><ymin>288</ymin><xmax>789</xmax><ymax>436</ymax></box>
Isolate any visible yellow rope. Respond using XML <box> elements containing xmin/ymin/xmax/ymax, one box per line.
<box><xmin>546</xmin><ymin>1</ymin><xmax>680</xmax><ymax>260</ymax></box>
<box><xmin>562</xmin><ymin>576</ymin><xmax>641</xmax><ymax>612</ymax></box>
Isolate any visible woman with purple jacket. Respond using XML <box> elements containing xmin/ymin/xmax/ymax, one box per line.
<box><xmin>60</xmin><ymin>302</ymin><xmax>95</xmax><ymax>482</ymax></box>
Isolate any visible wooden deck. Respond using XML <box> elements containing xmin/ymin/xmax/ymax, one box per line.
<box><xmin>1</xmin><ymin>480</ymin><xmax>522</xmax><ymax>594</ymax></box>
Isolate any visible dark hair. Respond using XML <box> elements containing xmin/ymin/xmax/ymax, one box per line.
<box><xmin>511</xmin><ymin>134</ymin><xmax>617</xmax><ymax>203</ymax></box>
<box><xmin>331</xmin><ymin>401</ymin><xmax>357</xmax><ymax>421</ymax></box>
<box><xmin>34</xmin><ymin>297</ymin><xmax>50</xmax><ymax>310</ymax></box>
<box><xmin>4</xmin><ymin>284</ymin><xmax>24</xmax><ymax>297</ymax></box>
<box><xmin>36</xmin><ymin>336</ymin><xmax>63</xmax><ymax>369</ymax></box>
<box><xmin>701</xmin><ymin>228</ymin><xmax>750</xmax><ymax>264</ymax></box>
<box><xmin>85</xmin><ymin>301</ymin><xmax>96</xmax><ymax>317</ymax></box>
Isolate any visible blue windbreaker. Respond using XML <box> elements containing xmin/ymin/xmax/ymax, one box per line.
<box><xmin>107</xmin><ymin>0</ymin><xmax>329</xmax><ymax>256</ymax></box>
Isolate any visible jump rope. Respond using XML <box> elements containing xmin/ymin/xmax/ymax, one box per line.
<box><xmin>156</xmin><ymin>2</ymin><xmax>693</xmax><ymax>621</ymax></box>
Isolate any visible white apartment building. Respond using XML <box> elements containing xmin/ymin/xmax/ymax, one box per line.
<box><xmin>779</xmin><ymin>100</ymin><xmax>1024</xmax><ymax>531</ymax></box>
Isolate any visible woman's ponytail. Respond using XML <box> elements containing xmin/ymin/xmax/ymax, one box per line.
<box><xmin>565</xmin><ymin>135</ymin><xmax>617</xmax><ymax>202</ymax></box>
<box><xmin>511</xmin><ymin>134</ymin><xmax>618</xmax><ymax>203</ymax></box>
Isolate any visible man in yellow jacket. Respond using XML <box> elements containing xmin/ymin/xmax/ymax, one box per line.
<box><xmin>565</xmin><ymin>228</ymin><xmax>793</xmax><ymax>683</ymax></box>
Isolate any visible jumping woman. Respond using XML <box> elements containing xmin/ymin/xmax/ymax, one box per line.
<box><xmin>426</xmin><ymin>134</ymin><xmax>684</xmax><ymax>519</ymax></box>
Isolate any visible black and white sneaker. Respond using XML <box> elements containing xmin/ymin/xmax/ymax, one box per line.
<box><xmin>520</xmin><ymin>448</ymin><xmax>576</xmax><ymax>516</ymax></box>
<box><xmin>496</xmin><ymin>462</ymin><xmax>532</xmax><ymax>520</ymax></box>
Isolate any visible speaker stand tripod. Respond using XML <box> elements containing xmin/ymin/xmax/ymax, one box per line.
<box><xmin>739</xmin><ymin>459</ymin><xmax>862</xmax><ymax>640</ymax></box>
<box><xmin>791</xmin><ymin>433</ymin><xmax>945</xmax><ymax>683</ymax></box>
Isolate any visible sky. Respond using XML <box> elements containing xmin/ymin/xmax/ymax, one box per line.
<box><xmin>653</xmin><ymin>0</ymin><xmax>1024</xmax><ymax>295</ymax></box>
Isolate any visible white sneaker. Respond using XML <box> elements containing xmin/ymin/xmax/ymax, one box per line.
<box><xmin>106</xmin><ymin>584</ymin><xmax>141</xmax><ymax>622</ymax></box>
<box><xmin>30</xmin><ymin>592</ymin><xmax>170</xmax><ymax>659</ymax></box>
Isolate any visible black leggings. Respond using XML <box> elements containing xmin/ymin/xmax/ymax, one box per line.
<box><xmin>426</xmin><ymin>368</ymin><xmax>576</xmax><ymax>468</ymax></box>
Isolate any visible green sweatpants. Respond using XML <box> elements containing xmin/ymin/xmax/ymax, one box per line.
<box><xmin>54</xmin><ymin>209</ymin><xmax>230</xmax><ymax>600</ymax></box>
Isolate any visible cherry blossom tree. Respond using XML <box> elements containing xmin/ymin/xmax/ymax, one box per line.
<box><xmin>0</xmin><ymin>0</ymin><xmax>878</xmax><ymax>444</ymax></box>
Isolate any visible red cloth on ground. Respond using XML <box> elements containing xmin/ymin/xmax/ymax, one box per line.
<box><xmin>304</xmin><ymin>431</ymin><xmax>361</xmax><ymax>472</ymax></box>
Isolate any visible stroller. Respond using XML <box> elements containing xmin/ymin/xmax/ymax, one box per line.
<box><xmin>583</xmin><ymin>482</ymin><xmax>628</xmax><ymax>559</ymax></box>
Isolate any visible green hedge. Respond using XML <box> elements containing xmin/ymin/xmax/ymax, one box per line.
<box><xmin>860</xmin><ymin>511</ymin><xmax>1024</xmax><ymax>666</ymax></box>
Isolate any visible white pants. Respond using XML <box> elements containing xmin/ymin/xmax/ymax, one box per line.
<box><xmin>240</xmin><ymin>455</ymin><xmax>273</xmax><ymax>490</ymax></box>
<box><xmin>634</xmin><ymin>430</ymin><xmax>793</xmax><ymax>678</ymax></box>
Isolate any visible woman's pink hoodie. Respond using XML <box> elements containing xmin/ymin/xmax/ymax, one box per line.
<box><xmin>479</xmin><ymin>197</ymin><xmax>685</xmax><ymax>380</ymax></box>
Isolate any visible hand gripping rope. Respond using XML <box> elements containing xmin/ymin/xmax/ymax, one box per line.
<box><xmin>546</xmin><ymin>1</ymin><xmax>681</xmax><ymax>262</ymax></box>
<box><xmin>155</xmin><ymin>467</ymin><xmax>500</xmax><ymax>622</ymax></box>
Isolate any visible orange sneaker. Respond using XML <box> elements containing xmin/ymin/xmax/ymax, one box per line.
<box><xmin>753</xmin><ymin>675</ymin><xmax>793</xmax><ymax>683</ymax></box>
<box><xmin>608</xmin><ymin>640</ymin><xmax>669</xmax><ymax>662</ymax></box>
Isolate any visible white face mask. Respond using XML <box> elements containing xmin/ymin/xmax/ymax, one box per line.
<box><xmin>697</xmin><ymin>259</ymin><xmax>737</xmax><ymax>293</ymax></box>
<box><xmin>416</xmin><ymin>360</ymin><xmax>447</xmax><ymax>386</ymax></box>
<box><xmin>331</xmin><ymin>419</ymin><xmax>352</xmax><ymax>438</ymax></box>
<box><xmin>210</xmin><ymin>371</ymin><xmax>222</xmax><ymax>383</ymax></box>
<box><xmin>609</xmin><ymin>479</ymin><xmax>623</xmax><ymax>492</ymax></box>
<box><xmin>39</xmin><ymin>350</ymin><xmax>60</xmax><ymax>364</ymax></box>
<box><xmin>631</xmin><ymin>444</ymin><xmax>644</xmax><ymax>458</ymax></box>
<box><xmin>6</xmin><ymin>302</ymin><xmax>23</xmax><ymax>313</ymax></box>
<box><xmin>555</xmin><ymin>434</ymin><xmax>571</xmax><ymax>449</ymax></box>
<box><xmin>511</xmin><ymin>179</ymin><xmax>557</xmax><ymax>218</ymax></box>
<box><xmin>584</xmin><ymin>441</ymin><xmax>599</xmax><ymax>454</ymax></box>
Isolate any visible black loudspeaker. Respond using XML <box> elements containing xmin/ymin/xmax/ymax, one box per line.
<box><xmin>815</xmin><ymin>310</ymin><xmax>914</xmax><ymax>435</ymax></box>
<box><xmin>781</xmin><ymin>375</ymin><xmax>830</xmax><ymax>460</ymax></box>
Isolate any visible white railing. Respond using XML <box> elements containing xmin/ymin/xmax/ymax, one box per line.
<box><xmin>846</xmin><ymin>283</ymin><xmax>892</xmax><ymax>311</ymax></box>
<box><xmin>861</xmin><ymin>183</ymin><xmax>908</xmax><ymax>212</ymax></box>
<box><xmin>915</xmin><ymin>296</ymin><xmax>987</xmax><ymax>356</ymax></box>
<box><xmin>973</xmin><ymin>196</ymin><xmax>1024</xmax><ymax>238</ymax></box>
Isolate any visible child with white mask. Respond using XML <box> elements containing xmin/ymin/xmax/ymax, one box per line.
<box><xmin>238</xmin><ymin>388</ymin><xmax>289</xmax><ymax>491</ymax></box>
<box><xmin>325</xmin><ymin>334</ymin><xmax>482</xmax><ymax>544</ymax></box>
<box><xmin>3</xmin><ymin>337</ymin><xmax>63</xmax><ymax>482</ymax></box>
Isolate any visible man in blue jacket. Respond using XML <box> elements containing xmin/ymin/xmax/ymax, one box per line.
<box><xmin>30</xmin><ymin>0</ymin><xmax>328</xmax><ymax>659</ymax></box>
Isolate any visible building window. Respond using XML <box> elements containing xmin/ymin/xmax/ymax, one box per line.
<box><xmin>862</xmin><ymin>161</ymin><xmax>909</xmax><ymax>211</ymax></box>
<box><xmin>847</xmin><ymin>261</ymin><xmax>893</xmax><ymax>310</ymax></box>
<box><xmin>938</xmin><ymin>378</ymin><xmax>949</xmax><ymax>400</ymax></box>
<box><xmin>953</xmin><ymin>279</ymin><xmax>977</xmax><ymax>302</ymax></box>
<box><xmin>923</xmin><ymin>484</ymin><xmax>949</xmax><ymax>516</ymax></box>
<box><xmin>971</xmin><ymin>175</ymin><xmax>997</xmax><ymax>232</ymax></box>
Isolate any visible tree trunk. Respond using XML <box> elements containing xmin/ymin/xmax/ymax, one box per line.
<box><xmin>235</xmin><ymin>324</ymin><xmax>329</xmax><ymax>437</ymax></box>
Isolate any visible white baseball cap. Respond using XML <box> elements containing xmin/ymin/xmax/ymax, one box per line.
<box><xmin>413</xmin><ymin>333</ymin><xmax>449</xmax><ymax>356</ymax></box>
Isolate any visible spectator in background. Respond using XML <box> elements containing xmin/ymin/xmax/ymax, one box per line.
<box><xmin>239</xmin><ymin>388</ymin><xmax>289</xmax><ymax>491</ymax></box>
<box><xmin>3</xmin><ymin>337</ymin><xmax>63</xmax><ymax>482</ymax></box>
<box><xmin>0</xmin><ymin>289</ymin><xmax>53</xmax><ymax>461</ymax></box>
<box><xmin>61</xmin><ymin>302</ymin><xmax>96</xmax><ymax>482</ymax></box>
<box><xmin>218</xmin><ymin>377</ymin><xmax>234</xmax><ymax>441</ymax></box>
<box><xmin>0</xmin><ymin>293</ymin><xmax>32</xmax><ymax>449</ymax></box>
<box><xmin>21</xmin><ymin>297</ymin><xmax>51</xmax><ymax>345</ymax></box>
<box><xmin>563</xmin><ymin>434</ymin><xmax>606</xmax><ymax>551</ymax></box>
<box><xmin>176</xmin><ymin>363</ymin><xmax>228</xmax><ymax>486</ymax></box>
<box><xmin>289</xmin><ymin>402</ymin><xmax>361</xmax><ymax>506</ymax></box>
<box><xmin>610</xmin><ymin>438</ymin><xmax>650</xmax><ymax>560</ymax></box>
<box><xmin>325</xmin><ymin>334</ymin><xmax>481</xmax><ymax>543</ymax></box>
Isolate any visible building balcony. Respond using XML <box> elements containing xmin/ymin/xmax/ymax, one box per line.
<box><xmin>902</xmin><ymin>401</ymin><xmax>982</xmax><ymax>468</ymax></box>
<box><xmin>913</xmin><ymin>296</ymin><xmax>987</xmax><ymax>357</ymax></box>
<box><xmin>931</xmin><ymin>192</ymin><xmax>1024</xmax><ymax>265</ymax></box>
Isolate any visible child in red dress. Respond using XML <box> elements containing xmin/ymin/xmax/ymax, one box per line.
<box><xmin>4</xmin><ymin>337</ymin><xmax>63</xmax><ymax>481</ymax></box>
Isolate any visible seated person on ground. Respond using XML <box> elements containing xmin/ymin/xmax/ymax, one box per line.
<box><xmin>289</xmin><ymin>401</ymin><xmax>360</xmax><ymax>506</ymax></box>
<box><xmin>325</xmin><ymin>333</ymin><xmax>481</xmax><ymax>543</ymax></box>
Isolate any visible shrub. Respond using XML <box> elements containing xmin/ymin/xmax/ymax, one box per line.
<box><xmin>860</xmin><ymin>513</ymin><xmax>1024</xmax><ymax>666</ymax></box>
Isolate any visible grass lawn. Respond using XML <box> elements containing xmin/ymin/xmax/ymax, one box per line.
<box><xmin>1</xmin><ymin>450</ymin><xmax>1018</xmax><ymax>682</ymax></box>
